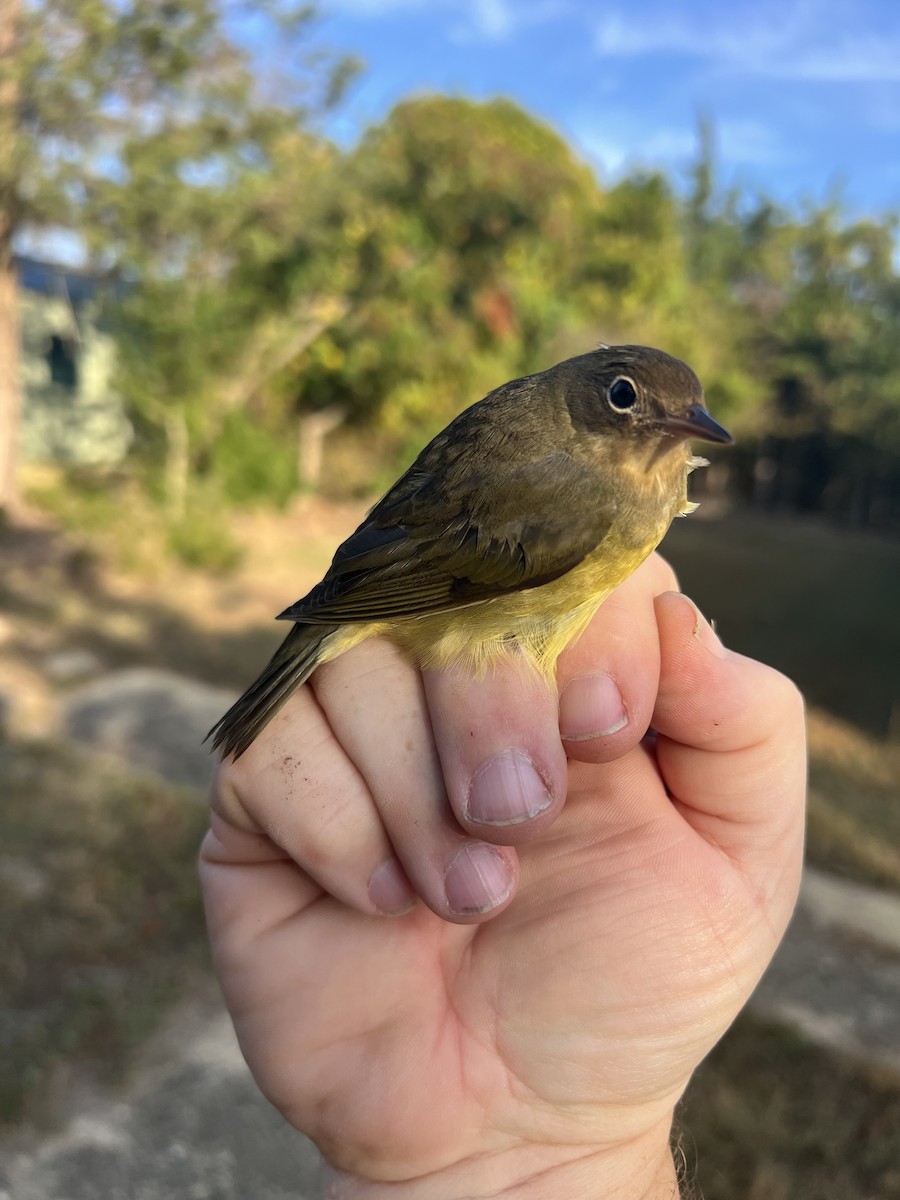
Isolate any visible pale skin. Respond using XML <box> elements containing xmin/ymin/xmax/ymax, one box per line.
<box><xmin>200</xmin><ymin>553</ymin><xmax>807</xmax><ymax>1200</ymax></box>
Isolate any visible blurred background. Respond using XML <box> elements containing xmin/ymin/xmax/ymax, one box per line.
<box><xmin>1</xmin><ymin>2</ymin><xmax>899</xmax><ymax>1197</ymax></box>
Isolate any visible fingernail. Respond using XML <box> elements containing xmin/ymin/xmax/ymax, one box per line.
<box><xmin>559</xmin><ymin>673</ymin><xmax>628</xmax><ymax>741</ymax></box>
<box><xmin>444</xmin><ymin>844</ymin><xmax>515</xmax><ymax>915</ymax></box>
<box><xmin>368</xmin><ymin>857</ymin><xmax>417</xmax><ymax>916</ymax></box>
<box><xmin>465</xmin><ymin>751</ymin><xmax>553</xmax><ymax>826</ymax></box>
<box><xmin>683</xmin><ymin>595</ymin><xmax>727</xmax><ymax>658</ymax></box>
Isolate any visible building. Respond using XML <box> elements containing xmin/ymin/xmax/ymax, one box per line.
<box><xmin>18</xmin><ymin>256</ymin><xmax>133</xmax><ymax>468</ymax></box>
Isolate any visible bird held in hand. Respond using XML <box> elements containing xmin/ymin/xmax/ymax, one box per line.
<box><xmin>209</xmin><ymin>344</ymin><xmax>732</xmax><ymax>759</ymax></box>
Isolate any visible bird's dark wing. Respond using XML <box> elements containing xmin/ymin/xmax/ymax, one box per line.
<box><xmin>279</xmin><ymin>448</ymin><xmax>616</xmax><ymax>625</ymax></box>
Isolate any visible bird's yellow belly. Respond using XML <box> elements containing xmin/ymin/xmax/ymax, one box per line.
<box><xmin>320</xmin><ymin>529</ymin><xmax>664</xmax><ymax>681</ymax></box>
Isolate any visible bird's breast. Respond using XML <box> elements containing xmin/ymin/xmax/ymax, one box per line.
<box><xmin>323</xmin><ymin>452</ymin><xmax>692</xmax><ymax>680</ymax></box>
<box><xmin>386</xmin><ymin>522</ymin><xmax>668</xmax><ymax>679</ymax></box>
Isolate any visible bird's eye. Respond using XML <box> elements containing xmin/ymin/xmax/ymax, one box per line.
<box><xmin>607</xmin><ymin>377</ymin><xmax>638</xmax><ymax>412</ymax></box>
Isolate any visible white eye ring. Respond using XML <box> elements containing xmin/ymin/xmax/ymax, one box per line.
<box><xmin>607</xmin><ymin>376</ymin><xmax>638</xmax><ymax>412</ymax></box>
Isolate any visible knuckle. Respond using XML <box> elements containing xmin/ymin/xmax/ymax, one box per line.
<box><xmin>752</xmin><ymin>666</ymin><xmax>806</xmax><ymax>739</ymax></box>
<box><xmin>209</xmin><ymin>754</ymin><xmax>259</xmax><ymax>830</ymax></box>
<box><xmin>652</xmin><ymin>551</ymin><xmax>680</xmax><ymax>593</ymax></box>
<box><xmin>775</xmin><ymin>673</ymin><xmax>807</xmax><ymax>725</ymax></box>
<box><xmin>643</xmin><ymin>550</ymin><xmax>679</xmax><ymax>595</ymax></box>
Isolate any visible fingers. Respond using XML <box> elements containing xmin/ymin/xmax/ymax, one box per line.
<box><xmin>209</xmin><ymin>552</ymin><xmax>682</xmax><ymax>927</ymax></box>
<box><xmin>312</xmin><ymin>640</ymin><xmax>518</xmax><ymax>922</ymax></box>
<box><xmin>651</xmin><ymin>591</ymin><xmax>807</xmax><ymax>907</ymax></box>
<box><xmin>419</xmin><ymin>553</ymin><xmax>675</xmax><ymax>845</ymax></box>
<box><xmin>212</xmin><ymin>643</ymin><xmax>519</xmax><ymax>925</ymax></box>
<box><xmin>555</xmin><ymin>552</ymin><xmax>678</xmax><ymax>762</ymax></box>
<box><xmin>211</xmin><ymin>687</ymin><xmax>418</xmax><ymax>917</ymax></box>
<box><xmin>200</xmin><ymin>813</ymin><xmax>323</xmax><ymax>961</ymax></box>
<box><xmin>422</xmin><ymin>654</ymin><xmax>566</xmax><ymax>838</ymax></box>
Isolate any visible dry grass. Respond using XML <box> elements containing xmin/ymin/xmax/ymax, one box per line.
<box><xmin>681</xmin><ymin>1015</ymin><xmax>900</xmax><ymax>1200</ymax></box>
<box><xmin>806</xmin><ymin>709</ymin><xmax>900</xmax><ymax>889</ymax></box>
<box><xmin>0</xmin><ymin>739</ymin><xmax>209</xmax><ymax>1123</ymax></box>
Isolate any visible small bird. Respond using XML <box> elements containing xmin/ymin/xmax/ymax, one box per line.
<box><xmin>210</xmin><ymin>345</ymin><xmax>731</xmax><ymax>759</ymax></box>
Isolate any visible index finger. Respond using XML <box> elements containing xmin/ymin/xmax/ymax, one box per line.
<box><xmin>421</xmin><ymin>552</ymin><xmax>675</xmax><ymax>842</ymax></box>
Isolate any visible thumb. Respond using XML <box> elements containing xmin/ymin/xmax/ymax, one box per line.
<box><xmin>651</xmin><ymin>591</ymin><xmax>806</xmax><ymax>917</ymax></box>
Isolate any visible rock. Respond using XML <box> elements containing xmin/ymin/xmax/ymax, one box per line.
<box><xmin>749</xmin><ymin>868</ymin><xmax>900</xmax><ymax>1077</ymax></box>
<box><xmin>43</xmin><ymin>650</ymin><xmax>103</xmax><ymax>683</ymax></box>
<box><xmin>63</xmin><ymin>669</ymin><xmax>237</xmax><ymax>791</ymax></box>
<box><xmin>0</xmin><ymin>855</ymin><xmax>51</xmax><ymax>902</ymax></box>
<box><xmin>2</xmin><ymin>988</ymin><xmax>321</xmax><ymax>1200</ymax></box>
<box><xmin>800</xmin><ymin>864</ymin><xmax>900</xmax><ymax>956</ymax></box>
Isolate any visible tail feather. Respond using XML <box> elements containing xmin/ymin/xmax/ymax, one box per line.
<box><xmin>207</xmin><ymin>623</ymin><xmax>336</xmax><ymax>760</ymax></box>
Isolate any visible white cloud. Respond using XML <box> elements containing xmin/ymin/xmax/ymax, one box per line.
<box><xmin>324</xmin><ymin>0</ymin><xmax>429</xmax><ymax>12</ymax></box>
<box><xmin>592</xmin><ymin>4</ymin><xmax>900</xmax><ymax>83</ymax></box>
<box><xmin>571</xmin><ymin>112</ymin><xmax>786</xmax><ymax>180</ymax></box>
<box><xmin>784</xmin><ymin>39</ymin><xmax>900</xmax><ymax>83</ymax></box>
<box><xmin>572</xmin><ymin>120</ymin><xmax>698</xmax><ymax>177</ymax></box>
<box><xmin>717</xmin><ymin>117</ymin><xmax>786</xmax><ymax>166</ymax></box>
<box><xmin>471</xmin><ymin>0</ymin><xmax>515</xmax><ymax>40</ymax></box>
<box><xmin>594</xmin><ymin>9</ymin><xmax>797</xmax><ymax>65</ymax></box>
<box><xmin>328</xmin><ymin>0</ymin><xmax>571</xmax><ymax>43</ymax></box>
<box><xmin>449</xmin><ymin>0</ymin><xmax>573</xmax><ymax>42</ymax></box>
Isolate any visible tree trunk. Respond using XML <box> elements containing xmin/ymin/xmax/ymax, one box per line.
<box><xmin>297</xmin><ymin>407</ymin><xmax>344</xmax><ymax>491</ymax></box>
<box><xmin>163</xmin><ymin>408</ymin><xmax>189</xmax><ymax>520</ymax></box>
<box><xmin>215</xmin><ymin>296</ymin><xmax>349</xmax><ymax>416</ymax></box>
<box><xmin>0</xmin><ymin>241</ymin><xmax>20</xmax><ymax>518</ymax></box>
<box><xmin>0</xmin><ymin>0</ymin><xmax>22</xmax><ymax>519</ymax></box>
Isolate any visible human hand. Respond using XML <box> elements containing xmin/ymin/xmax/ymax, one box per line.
<box><xmin>200</xmin><ymin>554</ymin><xmax>806</xmax><ymax>1199</ymax></box>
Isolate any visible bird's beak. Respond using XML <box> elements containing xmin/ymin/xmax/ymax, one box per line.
<box><xmin>660</xmin><ymin>405</ymin><xmax>733</xmax><ymax>445</ymax></box>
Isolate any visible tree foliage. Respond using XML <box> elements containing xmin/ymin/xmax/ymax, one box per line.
<box><xmin>1</xmin><ymin>0</ymin><xmax>356</xmax><ymax>511</ymax></box>
<box><xmin>281</xmin><ymin>98</ymin><xmax>750</xmax><ymax>452</ymax></box>
<box><xmin>5</xmin><ymin>9</ymin><xmax>900</xmax><ymax>528</ymax></box>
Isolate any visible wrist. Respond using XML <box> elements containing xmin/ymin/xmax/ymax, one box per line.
<box><xmin>323</xmin><ymin>1120</ymin><xmax>678</xmax><ymax>1200</ymax></box>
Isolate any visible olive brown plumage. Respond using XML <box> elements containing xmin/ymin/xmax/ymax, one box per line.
<box><xmin>209</xmin><ymin>345</ymin><xmax>732</xmax><ymax>759</ymax></box>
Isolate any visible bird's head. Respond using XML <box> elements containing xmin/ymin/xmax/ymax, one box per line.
<box><xmin>559</xmin><ymin>345</ymin><xmax>733</xmax><ymax>454</ymax></box>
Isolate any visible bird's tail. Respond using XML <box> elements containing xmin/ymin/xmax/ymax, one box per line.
<box><xmin>207</xmin><ymin>623</ymin><xmax>337</xmax><ymax>761</ymax></box>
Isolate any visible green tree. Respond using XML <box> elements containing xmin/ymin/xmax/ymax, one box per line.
<box><xmin>769</xmin><ymin>209</ymin><xmax>900</xmax><ymax>440</ymax></box>
<box><xmin>746</xmin><ymin>206</ymin><xmax>900</xmax><ymax>520</ymax></box>
<box><xmin>294</xmin><ymin>97</ymin><xmax>603</xmax><ymax>436</ymax></box>
<box><xmin>0</xmin><ymin>0</ymin><xmax>22</xmax><ymax>514</ymax></box>
<box><xmin>681</xmin><ymin>122</ymin><xmax>900</xmax><ymax>523</ymax></box>
<box><xmin>282</xmin><ymin>97</ymin><xmax>727</xmax><ymax>471</ymax></box>
<box><xmin>0</xmin><ymin>0</ymin><xmax>356</xmax><ymax>515</ymax></box>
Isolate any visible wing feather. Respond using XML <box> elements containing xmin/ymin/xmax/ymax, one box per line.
<box><xmin>280</xmin><ymin>443</ymin><xmax>615</xmax><ymax>625</ymax></box>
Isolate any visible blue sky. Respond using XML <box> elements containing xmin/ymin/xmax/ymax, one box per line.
<box><xmin>317</xmin><ymin>0</ymin><xmax>900</xmax><ymax>216</ymax></box>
